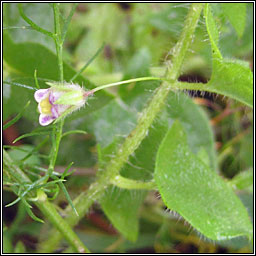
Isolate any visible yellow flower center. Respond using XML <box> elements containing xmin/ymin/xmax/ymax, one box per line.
<box><xmin>39</xmin><ymin>97</ymin><xmax>52</xmax><ymax>115</ymax></box>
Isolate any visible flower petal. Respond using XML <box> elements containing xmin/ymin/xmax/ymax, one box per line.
<box><xmin>39</xmin><ymin>114</ymin><xmax>55</xmax><ymax>126</ymax></box>
<box><xmin>54</xmin><ymin>104</ymin><xmax>70</xmax><ymax>116</ymax></box>
<box><xmin>49</xmin><ymin>90</ymin><xmax>64</xmax><ymax>104</ymax></box>
<box><xmin>51</xmin><ymin>105</ymin><xmax>59</xmax><ymax>119</ymax></box>
<box><xmin>34</xmin><ymin>89</ymin><xmax>49</xmax><ymax>103</ymax></box>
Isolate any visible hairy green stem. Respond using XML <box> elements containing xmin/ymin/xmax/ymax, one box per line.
<box><xmin>3</xmin><ymin>101</ymin><xmax>31</xmax><ymax>130</ymax></box>
<box><xmin>46</xmin><ymin>4</ymin><xmax>65</xmax><ymax>180</ymax></box>
<box><xmin>40</xmin><ymin>3</ymin><xmax>204</xmax><ymax>252</ymax></box>
<box><xmin>3</xmin><ymin>149</ymin><xmax>90</xmax><ymax>253</ymax></box>
<box><xmin>166</xmin><ymin>4</ymin><xmax>204</xmax><ymax>81</ymax></box>
<box><xmin>111</xmin><ymin>176</ymin><xmax>156</xmax><ymax>190</ymax></box>
<box><xmin>4</xmin><ymin>149</ymin><xmax>31</xmax><ymax>184</ymax></box>
<box><xmin>204</xmin><ymin>4</ymin><xmax>222</xmax><ymax>59</ymax></box>
<box><xmin>53</xmin><ymin>3</ymin><xmax>64</xmax><ymax>82</ymax></box>
<box><xmin>92</xmin><ymin>76</ymin><xmax>165</xmax><ymax>93</ymax></box>
<box><xmin>48</xmin><ymin>119</ymin><xmax>64</xmax><ymax>177</ymax></box>
<box><xmin>36</xmin><ymin>192</ymin><xmax>89</xmax><ymax>253</ymax></box>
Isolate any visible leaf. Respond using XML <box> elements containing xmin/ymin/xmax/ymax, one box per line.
<box><xmin>98</xmin><ymin>139</ymin><xmax>144</xmax><ymax>242</ymax></box>
<box><xmin>196</xmin><ymin>147</ymin><xmax>210</xmax><ymax>167</ymax></box>
<box><xmin>155</xmin><ymin>121</ymin><xmax>253</xmax><ymax>240</ymax></box>
<box><xmin>131</xmin><ymin>4</ymin><xmax>174</xmax><ymax>64</ymax></box>
<box><xmin>3</xmin><ymin>80</ymin><xmax>36</xmax><ymax>90</ymax></box>
<box><xmin>204</xmin><ymin>3</ymin><xmax>222</xmax><ymax>59</ymax></box>
<box><xmin>228</xmin><ymin>168</ymin><xmax>253</xmax><ymax>191</ymax></box>
<box><xmin>61</xmin><ymin>130</ymin><xmax>87</xmax><ymax>138</ymax></box>
<box><xmin>12</xmin><ymin>131</ymin><xmax>50</xmax><ymax>144</ymax></box>
<box><xmin>22</xmin><ymin>198</ymin><xmax>44</xmax><ymax>223</ymax></box>
<box><xmin>167</xmin><ymin>91</ymin><xmax>217</xmax><ymax>171</ymax></box>
<box><xmin>76</xmin><ymin>231</ymin><xmax>155</xmax><ymax>253</ymax></box>
<box><xmin>79</xmin><ymin>99</ymin><xmax>137</xmax><ymax>148</ymax></box>
<box><xmin>203</xmin><ymin>4</ymin><xmax>253</xmax><ymax>108</ymax></box>
<box><xmin>149</xmin><ymin>3</ymin><xmax>188</xmax><ymax>35</ymax></box>
<box><xmin>51</xmin><ymin>175</ymin><xmax>78</xmax><ymax>216</ymax></box>
<box><xmin>120</xmin><ymin>112</ymin><xmax>169</xmax><ymax>180</ymax></box>
<box><xmin>208</xmin><ymin>58</ymin><xmax>253</xmax><ymax>108</ymax></box>
<box><xmin>70</xmin><ymin>42</ymin><xmax>105</xmax><ymax>82</ymax></box>
<box><xmin>218</xmin><ymin>3</ymin><xmax>253</xmax><ymax>57</ymax></box>
<box><xmin>216</xmin><ymin>192</ymin><xmax>253</xmax><ymax>250</ymax></box>
<box><xmin>7</xmin><ymin>144</ymin><xmax>41</xmax><ymax>166</ymax></box>
<box><xmin>3</xmin><ymin>78</ymin><xmax>38</xmax><ymax>121</ymax></box>
<box><xmin>3</xmin><ymin>234</ymin><xmax>13</xmax><ymax>253</ymax></box>
<box><xmin>100</xmin><ymin>186</ymin><xmax>145</xmax><ymax>242</ymax></box>
<box><xmin>3</xmin><ymin>100</ymin><xmax>30</xmax><ymax>130</ymax></box>
<box><xmin>221</xmin><ymin>3</ymin><xmax>247</xmax><ymax>38</ymax></box>
<box><xmin>3</xmin><ymin>31</ymin><xmax>114</xmax><ymax>122</ymax></box>
<box><xmin>3</xmin><ymin>3</ymin><xmax>55</xmax><ymax>50</ymax></box>
<box><xmin>203</xmin><ymin>3</ymin><xmax>253</xmax><ymax>108</ymax></box>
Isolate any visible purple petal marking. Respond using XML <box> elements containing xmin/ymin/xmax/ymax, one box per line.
<box><xmin>49</xmin><ymin>90</ymin><xmax>64</xmax><ymax>104</ymax></box>
<box><xmin>55</xmin><ymin>104</ymin><xmax>70</xmax><ymax>115</ymax></box>
<box><xmin>51</xmin><ymin>105</ymin><xmax>59</xmax><ymax>119</ymax></box>
<box><xmin>39</xmin><ymin>114</ymin><xmax>55</xmax><ymax>126</ymax></box>
<box><xmin>34</xmin><ymin>89</ymin><xmax>49</xmax><ymax>103</ymax></box>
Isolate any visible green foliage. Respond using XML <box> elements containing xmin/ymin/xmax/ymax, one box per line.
<box><xmin>228</xmin><ymin>168</ymin><xmax>253</xmax><ymax>191</ymax></box>
<box><xmin>100</xmin><ymin>187</ymin><xmax>145</xmax><ymax>242</ymax></box>
<box><xmin>3</xmin><ymin>235</ymin><xmax>13</xmax><ymax>253</ymax></box>
<box><xmin>208</xmin><ymin>58</ymin><xmax>253</xmax><ymax>108</ymax></box>
<box><xmin>3</xmin><ymin>31</ymin><xmax>114</xmax><ymax>122</ymax></box>
<box><xmin>201</xmin><ymin>3</ymin><xmax>253</xmax><ymax>108</ymax></box>
<box><xmin>155</xmin><ymin>121</ymin><xmax>252</xmax><ymax>240</ymax></box>
<box><xmin>204</xmin><ymin>4</ymin><xmax>222</xmax><ymax>59</ymax></box>
<box><xmin>221</xmin><ymin>3</ymin><xmax>247</xmax><ymax>38</ymax></box>
<box><xmin>7</xmin><ymin>144</ymin><xmax>41</xmax><ymax>166</ymax></box>
<box><xmin>3</xmin><ymin>3</ymin><xmax>253</xmax><ymax>254</ymax></box>
<box><xmin>166</xmin><ymin>92</ymin><xmax>217</xmax><ymax>171</ymax></box>
<box><xmin>3</xmin><ymin>3</ymin><xmax>55</xmax><ymax>50</ymax></box>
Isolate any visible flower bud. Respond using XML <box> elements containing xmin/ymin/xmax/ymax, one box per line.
<box><xmin>34</xmin><ymin>83</ymin><xmax>88</xmax><ymax>126</ymax></box>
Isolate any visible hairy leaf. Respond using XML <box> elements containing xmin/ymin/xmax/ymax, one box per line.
<box><xmin>208</xmin><ymin>58</ymin><xmax>253</xmax><ymax>108</ymax></box>
<box><xmin>155</xmin><ymin>121</ymin><xmax>253</xmax><ymax>240</ymax></box>
<box><xmin>167</xmin><ymin>91</ymin><xmax>217</xmax><ymax>171</ymax></box>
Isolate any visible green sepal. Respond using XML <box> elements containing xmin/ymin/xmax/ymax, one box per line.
<box><xmin>54</xmin><ymin>91</ymin><xmax>84</xmax><ymax>105</ymax></box>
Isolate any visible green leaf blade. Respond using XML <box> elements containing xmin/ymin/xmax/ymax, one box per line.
<box><xmin>208</xmin><ymin>58</ymin><xmax>253</xmax><ymax>108</ymax></box>
<box><xmin>155</xmin><ymin>121</ymin><xmax>253</xmax><ymax>240</ymax></box>
<box><xmin>167</xmin><ymin>91</ymin><xmax>217</xmax><ymax>171</ymax></box>
<box><xmin>228</xmin><ymin>168</ymin><xmax>253</xmax><ymax>191</ymax></box>
<box><xmin>100</xmin><ymin>187</ymin><xmax>145</xmax><ymax>242</ymax></box>
<box><xmin>3</xmin><ymin>101</ymin><xmax>31</xmax><ymax>130</ymax></box>
<box><xmin>221</xmin><ymin>3</ymin><xmax>247</xmax><ymax>38</ymax></box>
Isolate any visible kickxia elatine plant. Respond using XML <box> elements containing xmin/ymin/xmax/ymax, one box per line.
<box><xmin>3</xmin><ymin>3</ymin><xmax>253</xmax><ymax>253</ymax></box>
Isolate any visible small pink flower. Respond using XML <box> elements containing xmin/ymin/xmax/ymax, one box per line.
<box><xmin>34</xmin><ymin>84</ymin><xmax>88</xmax><ymax>126</ymax></box>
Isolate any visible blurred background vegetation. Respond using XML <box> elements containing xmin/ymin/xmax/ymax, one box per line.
<box><xmin>3</xmin><ymin>3</ymin><xmax>253</xmax><ymax>253</ymax></box>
